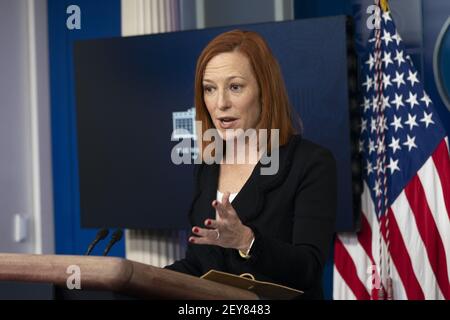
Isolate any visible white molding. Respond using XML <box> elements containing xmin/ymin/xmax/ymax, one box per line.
<box><xmin>26</xmin><ymin>0</ymin><xmax>41</xmax><ymax>254</ymax></box>
<box><xmin>151</xmin><ymin>0</ymin><xmax>158</xmax><ymax>33</ymax></box>
<box><xmin>274</xmin><ymin>0</ymin><xmax>294</xmax><ymax>21</ymax></box>
<box><xmin>124</xmin><ymin>229</ymin><xmax>132</xmax><ymax>260</ymax></box>
<box><xmin>122</xmin><ymin>0</ymin><xmax>141</xmax><ymax>36</ymax></box>
<box><xmin>274</xmin><ymin>0</ymin><xmax>284</xmax><ymax>21</ymax></box>
<box><xmin>121</xmin><ymin>0</ymin><xmax>135</xmax><ymax>36</ymax></box>
<box><xmin>158</xmin><ymin>0</ymin><xmax>166</xmax><ymax>32</ymax></box>
<box><xmin>196</xmin><ymin>0</ymin><xmax>205</xmax><ymax>29</ymax></box>
<box><xmin>286</xmin><ymin>0</ymin><xmax>294</xmax><ymax>20</ymax></box>
<box><xmin>143</xmin><ymin>0</ymin><xmax>151</xmax><ymax>34</ymax></box>
<box><xmin>136</xmin><ymin>0</ymin><xmax>145</xmax><ymax>34</ymax></box>
<box><xmin>25</xmin><ymin>0</ymin><xmax>54</xmax><ymax>254</ymax></box>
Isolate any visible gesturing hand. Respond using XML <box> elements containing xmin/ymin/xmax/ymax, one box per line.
<box><xmin>189</xmin><ymin>192</ymin><xmax>254</xmax><ymax>252</ymax></box>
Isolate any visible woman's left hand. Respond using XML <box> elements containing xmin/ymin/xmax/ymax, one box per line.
<box><xmin>189</xmin><ymin>192</ymin><xmax>254</xmax><ymax>252</ymax></box>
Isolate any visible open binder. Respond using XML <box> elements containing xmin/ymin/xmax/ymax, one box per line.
<box><xmin>201</xmin><ymin>270</ymin><xmax>303</xmax><ymax>300</ymax></box>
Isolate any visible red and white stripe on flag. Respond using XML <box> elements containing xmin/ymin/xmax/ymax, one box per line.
<box><xmin>334</xmin><ymin>137</ymin><xmax>450</xmax><ymax>299</ymax></box>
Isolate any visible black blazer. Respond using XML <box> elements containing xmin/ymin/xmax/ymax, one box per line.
<box><xmin>166</xmin><ymin>135</ymin><xmax>337</xmax><ymax>299</ymax></box>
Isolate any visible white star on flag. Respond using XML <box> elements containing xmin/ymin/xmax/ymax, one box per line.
<box><xmin>390</xmin><ymin>114</ymin><xmax>403</xmax><ymax>132</ymax></box>
<box><xmin>387</xmin><ymin>157</ymin><xmax>400</xmax><ymax>174</ymax></box>
<box><xmin>382</xmin><ymin>51</ymin><xmax>393</xmax><ymax>68</ymax></box>
<box><xmin>388</xmin><ymin>136</ymin><xmax>401</xmax><ymax>154</ymax></box>
<box><xmin>391</xmin><ymin>93</ymin><xmax>404</xmax><ymax>109</ymax></box>
<box><xmin>421</xmin><ymin>92</ymin><xmax>432</xmax><ymax>107</ymax></box>
<box><xmin>392</xmin><ymin>71</ymin><xmax>405</xmax><ymax>88</ymax></box>
<box><xmin>405</xmin><ymin>91</ymin><xmax>419</xmax><ymax>109</ymax></box>
<box><xmin>407</xmin><ymin>70</ymin><xmax>419</xmax><ymax>87</ymax></box>
<box><xmin>394</xmin><ymin>50</ymin><xmax>405</xmax><ymax>66</ymax></box>
<box><xmin>405</xmin><ymin>113</ymin><xmax>419</xmax><ymax>130</ymax></box>
<box><xmin>420</xmin><ymin>111</ymin><xmax>434</xmax><ymax>128</ymax></box>
<box><xmin>403</xmin><ymin>134</ymin><xmax>417</xmax><ymax>151</ymax></box>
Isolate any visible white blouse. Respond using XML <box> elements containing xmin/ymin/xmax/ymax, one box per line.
<box><xmin>216</xmin><ymin>190</ymin><xmax>238</xmax><ymax>203</ymax></box>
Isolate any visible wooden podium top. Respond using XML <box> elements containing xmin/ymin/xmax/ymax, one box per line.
<box><xmin>0</xmin><ymin>253</ymin><xmax>258</xmax><ymax>300</ymax></box>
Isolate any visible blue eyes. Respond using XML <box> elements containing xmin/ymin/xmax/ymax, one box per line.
<box><xmin>203</xmin><ymin>84</ymin><xmax>243</xmax><ymax>94</ymax></box>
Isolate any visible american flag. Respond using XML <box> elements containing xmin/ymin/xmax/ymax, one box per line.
<box><xmin>333</xmin><ymin>8</ymin><xmax>450</xmax><ymax>299</ymax></box>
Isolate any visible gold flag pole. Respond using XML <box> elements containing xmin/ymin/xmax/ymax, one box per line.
<box><xmin>384</xmin><ymin>0</ymin><xmax>394</xmax><ymax>300</ymax></box>
<box><xmin>381</xmin><ymin>0</ymin><xmax>394</xmax><ymax>300</ymax></box>
<box><xmin>372</xmin><ymin>0</ymin><xmax>394</xmax><ymax>300</ymax></box>
<box><xmin>380</xmin><ymin>0</ymin><xmax>390</xmax><ymax>12</ymax></box>
<box><xmin>376</xmin><ymin>0</ymin><xmax>394</xmax><ymax>300</ymax></box>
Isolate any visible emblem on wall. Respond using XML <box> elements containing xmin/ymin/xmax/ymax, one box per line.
<box><xmin>433</xmin><ymin>17</ymin><xmax>450</xmax><ymax>112</ymax></box>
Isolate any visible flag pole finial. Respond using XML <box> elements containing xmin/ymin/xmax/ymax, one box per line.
<box><xmin>380</xmin><ymin>0</ymin><xmax>389</xmax><ymax>12</ymax></box>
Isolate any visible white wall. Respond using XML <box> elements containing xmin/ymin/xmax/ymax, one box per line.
<box><xmin>0</xmin><ymin>0</ymin><xmax>54</xmax><ymax>254</ymax></box>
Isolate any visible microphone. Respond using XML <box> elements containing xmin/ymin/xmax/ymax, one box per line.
<box><xmin>103</xmin><ymin>229</ymin><xmax>124</xmax><ymax>256</ymax></box>
<box><xmin>85</xmin><ymin>228</ymin><xmax>109</xmax><ymax>255</ymax></box>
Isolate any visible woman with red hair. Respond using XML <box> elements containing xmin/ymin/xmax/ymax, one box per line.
<box><xmin>166</xmin><ymin>30</ymin><xmax>337</xmax><ymax>300</ymax></box>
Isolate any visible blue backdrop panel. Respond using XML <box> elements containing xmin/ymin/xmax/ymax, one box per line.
<box><xmin>73</xmin><ymin>16</ymin><xmax>357</xmax><ymax>232</ymax></box>
<box><xmin>48</xmin><ymin>0</ymin><xmax>124</xmax><ymax>256</ymax></box>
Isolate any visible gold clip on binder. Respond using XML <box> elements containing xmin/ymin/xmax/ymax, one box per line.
<box><xmin>201</xmin><ymin>270</ymin><xmax>303</xmax><ymax>300</ymax></box>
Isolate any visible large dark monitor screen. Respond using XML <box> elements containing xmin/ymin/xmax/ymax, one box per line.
<box><xmin>74</xmin><ymin>16</ymin><xmax>359</xmax><ymax>231</ymax></box>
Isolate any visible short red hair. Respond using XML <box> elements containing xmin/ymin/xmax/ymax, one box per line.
<box><xmin>195</xmin><ymin>29</ymin><xmax>299</xmax><ymax>152</ymax></box>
